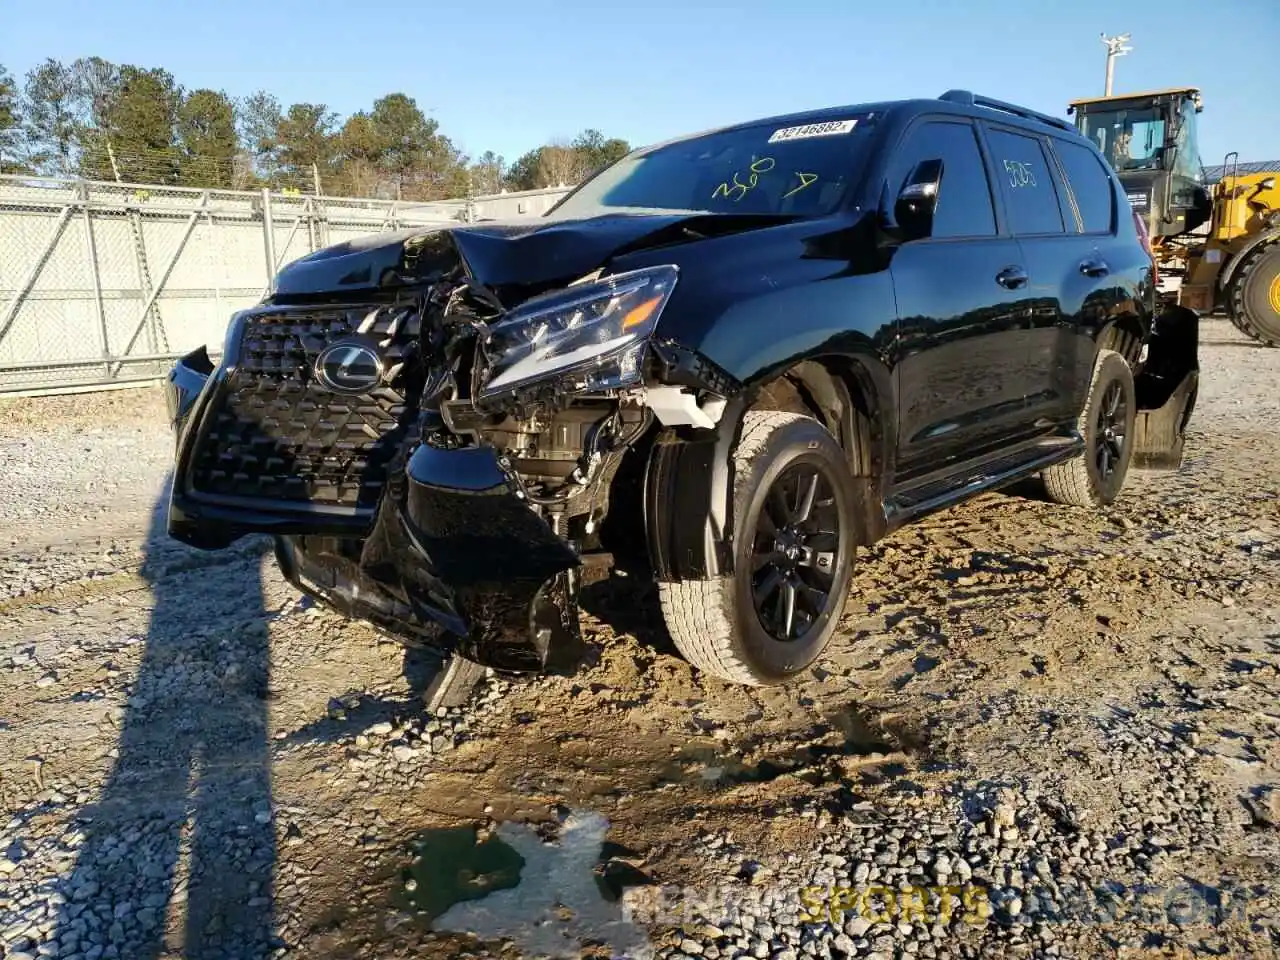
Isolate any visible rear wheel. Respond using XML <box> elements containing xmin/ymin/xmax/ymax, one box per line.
<box><xmin>659</xmin><ymin>411</ymin><xmax>858</xmax><ymax>685</ymax></box>
<box><xmin>1227</xmin><ymin>242</ymin><xmax>1280</xmax><ymax>347</ymax></box>
<box><xmin>1042</xmin><ymin>349</ymin><xmax>1136</xmax><ymax>508</ymax></box>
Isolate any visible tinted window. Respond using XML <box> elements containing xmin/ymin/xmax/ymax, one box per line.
<box><xmin>985</xmin><ymin>128</ymin><xmax>1065</xmax><ymax>235</ymax></box>
<box><xmin>1054</xmin><ymin>139</ymin><xmax>1115</xmax><ymax>233</ymax></box>
<box><xmin>888</xmin><ymin>120</ymin><xmax>995</xmax><ymax>238</ymax></box>
<box><xmin>549</xmin><ymin>115</ymin><xmax>879</xmax><ymax>219</ymax></box>
<box><xmin>1079</xmin><ymin>107</ymin><xmax>1167</xmax><ymax>172</ymax></box>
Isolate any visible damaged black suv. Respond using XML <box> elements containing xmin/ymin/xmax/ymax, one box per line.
<box><xmin>165</xmin><ymin>90</ymin><xmax>1199</xmax><ymax>687</ymax></box>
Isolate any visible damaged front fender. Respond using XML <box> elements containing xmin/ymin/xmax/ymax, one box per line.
<box><xmin>644</xmin><ymin>393</ymin><xmax>750</xmax><ymax>582</ymax></box>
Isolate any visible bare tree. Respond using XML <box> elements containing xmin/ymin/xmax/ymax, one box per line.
<box><xmin>536</xmin><ymin>142</ymin><xmax>587</xmax><ymax>188</ymax></box>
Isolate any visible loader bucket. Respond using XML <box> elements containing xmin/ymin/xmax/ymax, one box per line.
<box><xmin>1132</xmin><ymin>306</ymin><xmax>1199</xmax><ymax>471</ymax></box>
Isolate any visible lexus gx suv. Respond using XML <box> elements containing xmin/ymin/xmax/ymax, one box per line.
<box><xmin>164</xmin><ymin>90</ymin><xmax>1200</xmax><ymax>687</ymax></box>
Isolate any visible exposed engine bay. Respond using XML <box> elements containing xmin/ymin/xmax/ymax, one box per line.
<box><xmin>165</xmin><ymin>218</ymin><xmax>745</xmax><ymax>672</ymax></box>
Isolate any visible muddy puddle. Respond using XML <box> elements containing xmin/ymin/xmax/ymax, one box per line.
<box><xmin>378</xmin><ymin>702</ymin><xmax>927</xmax><ymax>957</ymax></box>
<box><xmin>394</xmin><ymin>810</ymin><xmax>654</xmax><ymax>958</ymax></box>
<box><xmin>397</xmin><ymin>825</ymin><xmax>527</xmax><ymax>920</ymax></box>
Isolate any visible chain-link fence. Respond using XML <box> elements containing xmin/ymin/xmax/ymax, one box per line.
<box><xmin>0</xmin><ymin>174</ymin><xmax>570</xmax><ymax>394</ymax></box>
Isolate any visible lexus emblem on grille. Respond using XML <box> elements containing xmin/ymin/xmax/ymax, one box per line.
<box><xmin>315</xmin><ymin>342</ymin><xmax>382</xmax><ymax>393</ymax></box>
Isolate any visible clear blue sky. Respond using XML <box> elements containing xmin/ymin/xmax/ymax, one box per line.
<box><xmin>4</xmin><ymin>0</ymin><xmax>1277</xmax><ymax>169</ymax></box>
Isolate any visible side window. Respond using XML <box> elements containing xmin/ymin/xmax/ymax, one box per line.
<box><xmin>1053</xmin><ymin>139</ymin><xmax>1116</xmax><ymax>233</ymax></box>
<box><xmin>984</xmin><ymin>128</ymin><xmax>1065</xmax><ymax>235</ymax></box>
<box><xmin>889</xmin><ymin>120</ymin><xmax>995</xmax><ymax>238</ymax></box>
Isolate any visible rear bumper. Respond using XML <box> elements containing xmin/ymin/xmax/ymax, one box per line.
<box><xmin>164</xmin><ymin>348</ymin><xmax>583</xmax><ymax>672</ymax></box>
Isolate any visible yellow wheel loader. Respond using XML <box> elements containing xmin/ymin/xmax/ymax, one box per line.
<box><xmin>1069</xmin><ymin>87</ymin><xmax>1280</xmax><ymax>345</ymax></box>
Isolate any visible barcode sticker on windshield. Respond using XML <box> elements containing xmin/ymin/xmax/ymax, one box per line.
<box><xmin>767</xmin><ymin>119</ymin><xmax>858</xmax><ymax>143</ymax></box>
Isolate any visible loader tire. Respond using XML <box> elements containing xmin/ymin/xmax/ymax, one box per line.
<box><xmin>1043</xmin><ymin>349</ymin><xmax>1136</xmax><ymax>508</ymax></box>
<box><xmin>1227</xmin><ymin>242</ymin><xmax>1280</xmax><ymax>347</ymax></box>
<box><xmin>659</xmin><ymin>411</ymin><xmax>857</xmax><ymax>686</ymax></box>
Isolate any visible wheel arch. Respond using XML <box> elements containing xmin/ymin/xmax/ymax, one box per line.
<box><xmin>748</xmin><ymin>356</ymin><xmax>889</xmax><ymax>476</ymax></box>
<box><xmin>1096</xmin><ymin>313</ymin><xmax>1148</xmax><ymax>368</ymax></box>
<box><xmin>644</xmin><ymin>352</ymin><xmax>891</xmax><ymax>584</ymax></box>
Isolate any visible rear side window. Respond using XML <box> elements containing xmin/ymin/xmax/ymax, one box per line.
<box><xmin>984</xmin><ymin>128</ymin><xmax>1065</xmax><ymax>235</ymax></box>
<box><xmin>887</xmin><ymin>120</ymin><xmax>996</xmax><ymax>238</ymax></box>
<box><xmin>1053</xmin><ymin>139</ymin><xmax>1116</xmax><ymax>233</ymax></box>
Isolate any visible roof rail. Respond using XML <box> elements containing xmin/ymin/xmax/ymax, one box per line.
<box><xmin>938</xmin><ymin>89</ymin><xmax>1075</xmax><ymax>133</ymax></box>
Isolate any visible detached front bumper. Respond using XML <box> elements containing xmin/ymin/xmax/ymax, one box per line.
<box><xmin>1133</xmin><ymin>306</ymin><xmax>1200</xmax><ymax>471</ymax></box>
<box><xmin>163</xmin><ymin>348</ymin><xmax>584</xmax><ymax>673</ymax></box>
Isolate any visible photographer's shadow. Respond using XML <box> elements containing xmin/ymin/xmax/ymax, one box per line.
<box><xmin>54</xmin><ymin>477</ymin><xmax>277</xmax><ymax>959</ymax></box>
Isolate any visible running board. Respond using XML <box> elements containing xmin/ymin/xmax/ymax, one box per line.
<box><xmin>884</xmin><ymin>438</ymin><xmax>1081</xmax><ymax>526</ymax></box>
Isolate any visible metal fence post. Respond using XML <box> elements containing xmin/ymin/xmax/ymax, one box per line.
<box><xmin>205</xmin><ymin>194</ymin><xmax>221</xmax><ymax>321</ymax></box>
<box><xmin>125</xmin><ymin>195</ymin><xmax>161</xmax><ymax>355</ymax></box>
<box><xmin>261</xmin><ymin>188</ymin><xmax>276</xmax><ymax>292</ymax></box>
<box><xmin>79</xmin><ymin>182</ymin><xmax>111</xmax><ymax>380</ymax></box>
<box><xmin>305</xmin><ymin>196</ymin><xmax>317</xmax><ymax>253</ymax></box>
<box><xmin>111</xmin><ymin>203</ymin><xmax>202</xmax><ymax>374</ymax></box>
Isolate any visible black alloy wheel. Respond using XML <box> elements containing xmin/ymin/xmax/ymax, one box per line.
<box><xmin>1042</xmin><ymin>348</ymin><xmax>1136</xmax><ymax>508</ymax></box>
<box><xmin>750</xmin><ymin>462</ymin><xmax>842</xmax><ymax>643</ymax></box>
<box><xmin>660</xmin><ymin>410</ymin><xmax>858</xmax><ymax>685</ymax></box>
<box><xmin>1093</xmin><ymin>379</ymin><xmax>1128</xmax><ymax>481</ymax></box>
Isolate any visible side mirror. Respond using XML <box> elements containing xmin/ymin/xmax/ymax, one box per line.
<box><xmin>1260</xmin><ymin>176</ymin><xmax>1277</xmax><ymax>191</ymax></box>
<box><xmin>894</xmin><ymin>159</ymin><xmax>943</xmax><ymax>240</ymax></box>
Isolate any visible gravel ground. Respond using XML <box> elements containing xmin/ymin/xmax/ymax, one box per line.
<box><xmin>1</xmin><ymin>318</ymin><xmax>1278</xmax><ymax>960</ymax></box>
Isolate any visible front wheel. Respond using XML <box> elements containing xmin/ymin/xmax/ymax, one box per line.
<box><xmin>1042</xmin><ymin>349</ymin><xmax>1136</xmax><ymax>507</ymax></box>
<box><xmin>659</xmin><ymin>411</ymin><xmax>858</xmax><ymax>685</ymax></box>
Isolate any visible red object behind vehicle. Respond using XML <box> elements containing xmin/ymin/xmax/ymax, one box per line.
<box><xmin>1133</xmin><ymin>207</ymin><xmax>1158</xmax><ymax>287</ymax></box>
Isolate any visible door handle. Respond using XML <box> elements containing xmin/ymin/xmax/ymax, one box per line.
<box><xmin>1079</xmin><ymin>258</ymin><xmax>1110</xmax><ymax>278</ymax></box>
<box><xmin>995</xmin><ymin>266</ymin><xmax>1028</xmax><ymax>289</ymax></box>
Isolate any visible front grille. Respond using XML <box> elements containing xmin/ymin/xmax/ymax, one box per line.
<box><xmin>189</xmin><ymin>304</ymin><xmax>423</xmax><ymax>510</ymax></box>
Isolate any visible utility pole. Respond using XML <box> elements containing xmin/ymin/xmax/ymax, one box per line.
<box><xmin>1101</xmin><ymin>32</ymin><xmax>1132</xmax><ymax>96</ymax></box>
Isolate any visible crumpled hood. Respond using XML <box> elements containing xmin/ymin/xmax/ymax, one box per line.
<box><xmin>271</xmin><ymin>212</ymin><xmax>702</xmax><ymax>301</ymax></box>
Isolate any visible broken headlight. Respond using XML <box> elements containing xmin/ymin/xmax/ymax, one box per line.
<box><xmin>477</xmin><ymin>265</ymin><xmax>678</xmax><ymax>398</ymax></box>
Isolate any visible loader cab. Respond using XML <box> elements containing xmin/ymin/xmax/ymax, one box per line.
<box><xmin>1068</xmin><ymin>88</ymin><xmax>1211</xmax><ymax>239</ymax></box>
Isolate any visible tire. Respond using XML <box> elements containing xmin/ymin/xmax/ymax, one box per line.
<box><xmin>1227</xmin><ymin>242</ymin><xmax>1280</xmax><ymax>347</ymax></box>
<box><xmin>1042</xmin><ymin>349</ymin><xmax>1136</xmax><ymax>508</ymax></box>
<box><xmin>658</xmin><ymin>411</ymin><xmax>858</xmax><ymax>685</ymax></box>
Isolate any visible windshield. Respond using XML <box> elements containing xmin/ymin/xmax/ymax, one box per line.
<box><xmin>1172</xmin><ymin>97</ymin><xmax>1201</xmax><ymax>182</ymax></box>
<box><xmin>1078</xmin><ymin>106</ymin><xmax>1169</xmax><ymax>172</ymax></box>
<box><xmin>548</xmin><ymin>114</ymin><xmax>878</xmax><ymax>219</ymax></box>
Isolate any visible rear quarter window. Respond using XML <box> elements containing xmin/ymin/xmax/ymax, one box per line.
<box><xmin>1053</xmin><ymin>139</ymin><xmax>1116</xmax><ymax>233</ymax></box>
<box><xmin>983</xmin><ymin>127</ymin><xmax>1065</xmax><ymax>236</ymax></box>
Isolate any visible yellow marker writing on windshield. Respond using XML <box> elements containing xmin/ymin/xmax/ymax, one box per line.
<box><xmin>783</xmin><ymin>172</ymin><xmax>819</xmax><ymax>198</ymax></box>
<box><xmin>712</xmin><ymin>157</ymin><xmax>777</xmax><ymax>202</ymax></box>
